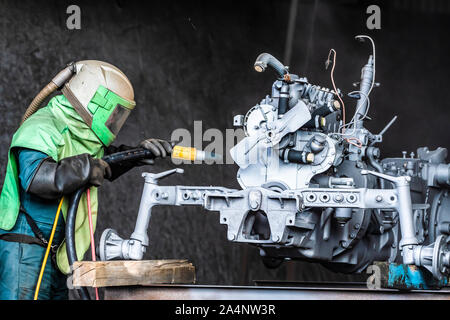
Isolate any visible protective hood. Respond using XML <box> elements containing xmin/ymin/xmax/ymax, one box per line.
<box><xmin>0</xmin><ymin>94</ymin><xmax>104</xmax><ymax>274</ymax></box>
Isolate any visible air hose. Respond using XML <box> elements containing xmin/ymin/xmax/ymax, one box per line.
<box><xmin>65</xmin><ymin>148</ymin><xmax>156</xmax><ymax>300</ymax></box>
<box><xmin>66</xmin><ymin>187</ymin><xmax>90</xmax><ymax>300</ymax></box>
<box><xmin>21</xmin><ymin>63</ymin><xmax>76</xmax><ymax>125</ymax></box>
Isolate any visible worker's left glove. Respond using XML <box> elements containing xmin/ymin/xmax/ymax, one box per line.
<box><xmin>89</xmin><ymin>158</ymin><xmax>112</xmax><ymax>186</ymax></box>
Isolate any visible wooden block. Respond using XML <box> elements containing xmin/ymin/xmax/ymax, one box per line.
<box><xmin>72</xmin><ymin>260</ymin><xmax>196</xmax><ymax>288</ymax></box>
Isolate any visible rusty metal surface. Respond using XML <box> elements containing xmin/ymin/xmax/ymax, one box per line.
<box><xmin>103</xmin><ymin>284</ymin><xmax>450</xmax><ymax>300</ymax></box>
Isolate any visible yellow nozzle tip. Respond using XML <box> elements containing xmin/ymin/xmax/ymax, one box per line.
<box><xmin>306</xmin><ymin>153</ymin><xmax>315</xmax><ymax>163</ymax></box>
<box><xmin>254</xmin><ymin>65</ymin><xmax>263</xmax><ymax>72</ymax></box>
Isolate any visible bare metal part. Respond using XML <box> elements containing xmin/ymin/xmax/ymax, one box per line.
<box><xmin>100</xmin><ymin>169</ymin><xmax>399</xmax><ymax>265</ymax></box>
<box><xmin>254</xmin><ymin>53</ymin><xmax>288</xmax><ymax>77</ymax></box>
<box><xmin>353</xmin><ymin>55</ymin><xmax>374</xmax><ymax>129</ymax></box>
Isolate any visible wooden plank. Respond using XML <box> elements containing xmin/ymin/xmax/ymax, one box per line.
<box><xmin>72</xmin><ymin>260</ymin><xmax>196</xmax><ymax>288</ymax></box>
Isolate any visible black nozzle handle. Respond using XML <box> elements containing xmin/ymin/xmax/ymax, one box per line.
<box><xmin>102</xmin><ymin>148</ymin><xmax>156</xmax><ymax>165</ymax></box>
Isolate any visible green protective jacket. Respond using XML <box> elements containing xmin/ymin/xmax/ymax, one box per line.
<box><xmin>0</xmin><ymin>94</ymin><xmax>104</xmax><ymax>274</ymax></box>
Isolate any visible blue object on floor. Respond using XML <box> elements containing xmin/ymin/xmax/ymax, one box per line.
<box><xmin>387</xmin><ymin>263</ymin><xmax>448</xmax><ymax>290</ymax></box>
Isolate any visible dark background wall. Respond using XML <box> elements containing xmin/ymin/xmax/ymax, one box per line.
<box><xmin>0</xmin><ymin>0</ymin><xmax>449</xmax><ymax>286</ymax></box>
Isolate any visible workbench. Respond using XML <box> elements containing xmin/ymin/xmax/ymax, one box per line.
<box><xmin>102</xmin><ymin>283</ymin><xmax>450</xmax><ymax>300</ymax></box>
<box><xmin>72</xmin><ymin>260</ymin><xmax>450</xmax><ymax>300</ymax></box>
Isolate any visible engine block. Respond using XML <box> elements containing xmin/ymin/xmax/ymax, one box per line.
<box><xmin>100</xmin><ymin>37</ymin><xmax>450</xmax><ymax>282</ymax></box>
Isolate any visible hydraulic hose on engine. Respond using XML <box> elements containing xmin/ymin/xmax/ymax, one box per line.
<box><xmin>65</xmin><ymin>147</ymin><xmax>157</xmax><ymax>300</ymax></box>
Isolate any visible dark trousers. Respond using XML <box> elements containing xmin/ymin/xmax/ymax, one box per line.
<box><xmin>0</xmin><ymin>213</ymin><xmax>68</xmax><ymax>300</ymax></box>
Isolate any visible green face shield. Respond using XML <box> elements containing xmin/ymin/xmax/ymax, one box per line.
<box><xmin>86</xmin><ymin>85</ymin><xmax>136</xmax><ymax>146</ymax></box>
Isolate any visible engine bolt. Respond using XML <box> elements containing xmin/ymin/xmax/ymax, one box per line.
<box><xmin>347</xmin><ymin>194</ymin><xmax>357</xmax><ymax>203</ymax></box>
<box><xmin>354</xmin><ymin>223</ymin><xmax>360</xmax><ymax>229</ymax></box>
<box><xmin>350</xmin><ymin>233</ymin><xmax>356</xmax><ymax>239</ymax></box>
<box><xmin>334</xmin><ymin>194</ymin><xmax>344</xmax><ymax>202</ymax></box>
<box><xmin>375</xmin><ymin>195</ymin><xmax>383</xmax><ymax>202</ymax></box>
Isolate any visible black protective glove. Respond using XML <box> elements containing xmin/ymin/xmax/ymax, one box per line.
<box><xmin>89</xmin><ymin>158</ymin><xmax>112</xmax><ymax>186</ymax></box>
<box><xmin>104</xmin><ymin>139</ymin><xmax>173</xmax><ymax>181</ymax></box>
<box><xmin>139</xmin><ymin>138</ymin><xmax>173</xmax><ymax>164</ymax></box>
<box><xmin>27</xmin><ymin>153</ymin><xmax>112</xmax><ymax>200</ymax></box>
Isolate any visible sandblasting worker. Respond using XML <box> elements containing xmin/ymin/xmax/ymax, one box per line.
<box><xmin>0</xmin><ymin>61</ymin><xmax>172</xmax><ymax>299</ymax></box>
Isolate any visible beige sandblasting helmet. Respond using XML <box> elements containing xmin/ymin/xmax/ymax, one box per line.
<box><xmin>61</xmin><ymin>60</ymin><xmax>136</xmax><ymax>146</ymax></box>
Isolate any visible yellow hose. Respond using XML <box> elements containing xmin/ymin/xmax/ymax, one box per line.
<box><xmin>33</xmin><ymin>197</ymin><xmax>64</xmax><ymax>300</ymax></box>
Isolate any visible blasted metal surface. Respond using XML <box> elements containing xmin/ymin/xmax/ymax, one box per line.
<box><xmin>100</xmin><ymin>29</ymin><xmax>450</xmax><ymax>281</ymax></box>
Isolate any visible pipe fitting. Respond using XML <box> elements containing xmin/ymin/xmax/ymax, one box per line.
<box><xmin>254</xmin><ymin>53</ymin><xmax>288</xmax><ymax>78</ymax></box>
<box><xmin>51</xmin><ymin>62</ymin><xmax>76</xmax><ymax>88</ymax></box>
<box><xmin>280</xmin><ymin>149</ymin><xmax>314</xmax><ymax>164</ymax></box>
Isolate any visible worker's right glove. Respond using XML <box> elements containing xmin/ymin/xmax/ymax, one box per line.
<box><xmin>139</xmin><ymin>138</ymin><xmax>173</xmax><ymax>164</ymax></box>
<box><xmin>28</xmin><ymin>153</ymin><xmax>112</xmax><ymax>200</ymax></box>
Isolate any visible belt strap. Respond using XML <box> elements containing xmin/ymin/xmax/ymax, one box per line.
<box><xmin>0</xmin><ymin>233</ymin><xmax>46</xmax><ymax>247</ymax></box>
<box><xmin>22</xmin><ymin>210</ymin><xmax>49</xmax><ymax>246</ymax></box>
<box><xmin>0</xmin><ymin>208</ymin><xmax>59</xmax><ymax>266</ymax></box>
